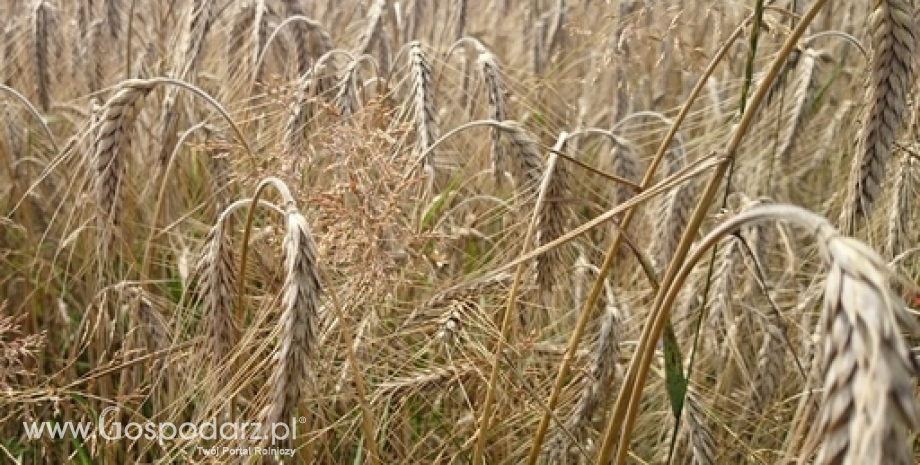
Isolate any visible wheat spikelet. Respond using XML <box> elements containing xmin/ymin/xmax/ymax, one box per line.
<box><xmin>883</xmin><ymin>146</ymin><xmax>916</xmax><ymax>258</ymax></box>
<box><xmin>407</xmin><ymin>41</ymin><xmax>439</xmax><ymax>178</ymax></box>
<box><xmin>195</xmin><ymin>220</ymin><xmax>239</xmax><ymax>370</ymax></box>
<box><xmin>705</xmin><ymin>237</ymin><xmax>741</xmax><ymax>371</ymax></box>
<box><xmin>104</xmin><ymin>0</ymin><xmax>122</xmax><ymax>40</ymax></box>
<box><xmin>355</xmin><ymin>0</ymin><xmax>385</xmax><ymax>56</ymax></box>
<box><xmin>204</xmin><ymin>130</ymin><xmax>231</xmax><ymax>215</ymax></box>
<box><xmin>281</xmin><ymin>76</ymin><xmax>311</xmax><ymax>166</ymax></box>
<box><xmin>532</xmin><ymin>16</ymin><xmax>545</xmax><ymax>76</ymax></box>
<box><xmin>282</xmin><ymin>0</ymin><xmax>311</xmax><ymax>76</ymax></box>
<box><xmin>770</xmin><ymin>48</ymin><xmax>819</xmax><ymax>199</ymax></box>
<box><xmin>651</xmin><ymin>180</ymin><xmax>695</xmax><ymax>273</ymax></box>
<box><xmin>84</xmin><ymin>18</ymin><xmax>106</xmax><ymax>92</ymax></box>
<box><xmin>246</xmin><ymin>0</ymin><xmax>270</xmax><ymax>86</ymax></box>
<box><xmin>810</xmin><ymin>229</ymin><xmax>920</xmax><ymax>464</ymax></box>
<box><xmin>404</xmin><ymin>272</ymin><xmax>512</xmax><ymax>327</ymax></box>
<box><xmin>32</xmin><ymin>0</ymin><xmax>58</xmax><ymax>112</ymax></box>
<box><xmin>454</xmin><ymin>0</ymin><xmax>467</xmax><ymax>40</ymax></box>
<box><xmin>178</xmin><ymin>0</ymin><xmax>214</xmax><ymax>79</ymax></box>
<box><xmin>602</xmin><ymin>136</ymin><xmax>640</xmax><ymax>261</ymax></box>
<box><xmin>750</xmin><ymin>314</ymin><xmax>786</xmax><ymax>413</ymax></box>
<box><xmin>478</xmin><ymin>49</ymin><xmax>508</xmax><ymax>187</ymax></box>
<box><xmin>501</xmin><ymin>122</ymin><xmax>544</xmax><ymax>211</ymax></box>
<box><xmin>156</xmin><ymin>1</ymin><xmax>213</xmax><ymax>169</ymax></box>
<box><xmin>683</xmin><ymin>388</ymin><xmax>715</xmax><ymax>465</ymax></box>
<box><xmin>334</xmin><ymin>57</ymin><xmax>360</xmax><ymax>118</ymax></box>
<box><xmin>547</xmin><ymin>298</ymin><xmax>622</xmax><ymax>462</ymax></box>
<box><xmin>375</xmin><ymin>364</ymin><xmax>479</xmax><ymax>401</ymax></box>
<box><xmin>260</xmin><ymin>207</ymin><xmax>321</xmax><ymax>431</ymax></box>
<box><xmin>226</xmin><ymin>3</ymin><xmax>256</xmax><ymax>90</ymax></box>
<box><xmin>405</xmin><ymin>0</ymin><xmax>427</xmax><ymax>42</ymax></box>
<box><xmin>93</xmin><ymin>80</ymin><xmax>155</xmax><ymax>256</ymax></box>
<box><xmin>841</xmin><ymin>0</ymin><xmax>916</xmax><ymax>231</ymax></box>
<box><xmin>810</xmin><ymin>101</ymin><xmax>856</xmax><ymax>176</ymax></box>
<box><xmin>532</xmin><ymin>134</ymin><xmax>571</xmax><ymax>295</ymax></box>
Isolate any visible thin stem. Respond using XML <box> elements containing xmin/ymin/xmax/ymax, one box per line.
<box><xmin>597</xmin><ymin>2</ymin><xmax>828</xmax><ymax>463</ymax></box>
<box><xmin>472</xmin><ymin>132</ymin><xmax>567</xmax><ymax>464</ymax></box>
<box><xmin>523</xmin><ymin>15</ymin><xmax>753</xmax><ymax>465</ymax></box>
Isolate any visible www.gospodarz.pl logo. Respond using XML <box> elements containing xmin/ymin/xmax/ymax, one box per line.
<box><xmin>23</xmin><ymin>406</ymin><xmax>304</xmax><ymax>447</ymax></box>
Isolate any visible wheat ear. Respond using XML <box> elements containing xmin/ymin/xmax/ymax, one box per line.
<box><xmin>651</xmin><ymin>179</ymin><xmax>695</xmax><ymax>273</ymax></box>
<box><xmin>548</xmin><ymin>291</ymin><xmax>622</xmax><ymax>462</ymax></box>
<box><xmin>683</xmin><ymin>388</ymin><xmax>715</xmax><ymax>465</ymax></box>
<box><xmin>334</xmin><ymin>57</ymin><xmax>361</xmax><ymax>118</ymax></box>
<box><xmin>93</xmin><ymin>80</ymin><xmax>155</xmax><ymax>256</ymax></box>
<box><xmin>883</xmin><ymin>147</ymin><xmax>916</xmax><ymax>258</ymax></box>
<box><xmin>770</xmin><ymin>47</ymin><xmax>818</xmax><ymax>199</ymax></box>
<box><xmin>502</xmin><ymin>122</ymin><xmax>544</xmax><ymax>211</ymax></box>
<box><xmin>841</xmin><ymin>0</ymin><xmax>916</xmax><ymax>231</ymax></box>
<box><xmin>355</xmin><ymin>0</ymin><xmax>385</xmax><ymax>56</ymax></box>
<box><xmin>104</xmin><ymin>0</ymin><xmax>122</xmax><ymax>40</ymax></box>
<box><xmin>532</xmin><ymin>134</ymin><xmax>571</xmax><ymax>295</ymax></box>
<box><xmin>261</xmin><ymin>206</ymin><xmax>322</xmax><ymax>431</ymax></box>
<box><xmin>408</xmin><ymin>41</ymin><xmax>439</xmax><ymax>178</ymax></box>
<box><xmin>282</xmin><ymin>0</ymin><xmax>311</xmax><ymax>76</ymax></box>
<box><xmin>196</xmin><ymin>219</ymin><xmax>239</xmax><ymax>372</ymax></box>
<box><xmin>478</xmin><ymin>49</ymin><xmax>508</xmax><ymax>187</ymax></box>
<box><xmin>811</xmin><ymin>232</ymin><xmax>920</xmax><ymax>464</ymax></box>
<box><xmin>32</xmin><ymin>0</ymin><xmax>57</xmax><ymax>112</ymax></box>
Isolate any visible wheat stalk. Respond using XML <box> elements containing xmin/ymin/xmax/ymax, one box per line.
<box><xmin>841</xmin><ymin>0</ymin><xmax>916</xmax><ymax>231</ymax></box>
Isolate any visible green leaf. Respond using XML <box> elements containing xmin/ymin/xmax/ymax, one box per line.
<box><xmin>662</xmin><ymin>318</ymin><xmax>687</xmax><ymax>421</ymax></box>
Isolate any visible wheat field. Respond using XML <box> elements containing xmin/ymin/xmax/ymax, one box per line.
<box><xmin>2</xmin><ymin>0</ymin><xmax>920</xmax><ymax>464</ymax></box>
